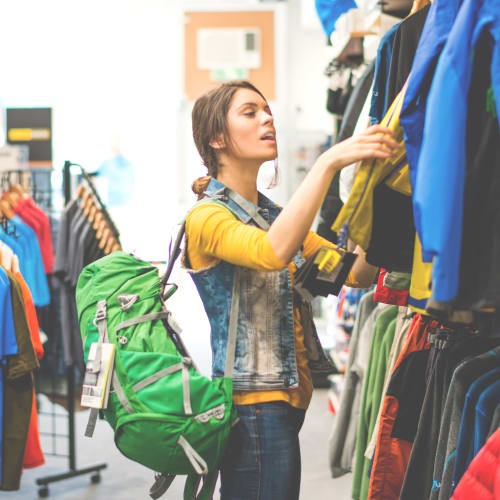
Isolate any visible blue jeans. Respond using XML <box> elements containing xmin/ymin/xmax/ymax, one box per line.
<box><xmin>220</xmin><ymin>402</ymin><xmax>306</xmax><ymax>500</ymax></box>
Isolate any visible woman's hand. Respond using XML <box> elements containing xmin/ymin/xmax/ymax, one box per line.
<box><xmin>317</xmin><ymin>125</ymin><xmax>398</xmax><ymax>173</ymax></box>
<box><xmin>266</xmin><ymin>125</ymin><xmax>398</xmax><ymax>265</ymax></box>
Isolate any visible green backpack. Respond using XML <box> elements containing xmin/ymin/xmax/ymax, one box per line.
<box><xmin>76</xmin><ymin>241</ymin><xmax>239</xmax><ymax>499</ymax></box>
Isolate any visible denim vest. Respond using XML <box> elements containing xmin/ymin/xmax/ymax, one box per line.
<box><xmin>183</xmin><ymin>178</ymin><xmax>334</xmax><ymax>391</ymax></box>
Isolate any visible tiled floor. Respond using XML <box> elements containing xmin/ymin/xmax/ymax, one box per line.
<box><xmin>16</xmin><ymin>389</ymin><xmax>353</xmax><ymax>499</ymax></box>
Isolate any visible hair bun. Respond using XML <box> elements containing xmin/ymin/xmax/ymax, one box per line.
<box><xmin>191</xmin><ymin>176</ymin><xmax>212</xmax><ymax>200</ymax></box>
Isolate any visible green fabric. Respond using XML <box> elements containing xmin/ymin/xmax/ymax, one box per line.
<box><xmin>352</xmin><ymin>306</ymin><xmax>398</xmax><ymax>500</ymax></box>
<box><xmin>76</xmin><ymin>252</ymin><xmax>238</xmax><ymax>499</ymax></box>
<box><xmin>488</xmin><ymin>404</ymin><xmax>500</xmax><ymax>439</ymax></box>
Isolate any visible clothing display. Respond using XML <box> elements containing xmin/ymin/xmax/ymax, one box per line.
<box><xmin>328</xmin><ymin>291</ymin><xmax>381</xmax><ymax>477</ymax></box>
<box><xmin>0</xmin><ymin>183</ymin><xmax>52</xmax><ymax>491</ymax></box>
<box><xmin>413</xmin><ymin>0</ymin><xmax>500</xmax><ymax>303</ymax></box>
<box><xmin>317</xmin><ymin>61</ymin><xmax>376</xmax><ymax>244</ymax></box>
<box><xmin>4</xmin><ymin>0</ymin><xmax>500</xmax><ymax>496</ymax></box>
<box><xmin>53</xmin><ymin>184</ymin><xmax>121</xmax><ymax>371</ymax></box>
<box><xmin>322</xmin><ymin>1</ymin><xmax>500</xmax><ymax>499</ymax></box>
<box><xmin>351</xmin><ymin>305</ymin><xmax>398</xmax><ymax>500</ymax></box>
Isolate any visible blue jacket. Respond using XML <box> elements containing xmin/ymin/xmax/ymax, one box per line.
<box><xmin>400</xmin><ymin>0</ymin><xmax>462</xmax><ymax>190</ymax></box>
<box><xmin>412</xmin><ymin>0</ymin><xmax>500</xmax><ymax>301</ymax></box>
<box><xmin>370</xmin><ymin>22</ymin><xmax>400</xmax><ymax>125</ymax></box>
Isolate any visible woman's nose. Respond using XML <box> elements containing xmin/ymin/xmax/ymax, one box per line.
<box><xmin>261</xmin><ymin>110</ymin><xmax>273</xmax><ymax>125</ymax></box>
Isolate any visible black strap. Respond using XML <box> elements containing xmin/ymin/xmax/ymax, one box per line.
<box><xmin>160</xmin><ymin>222</ymin><xmax>185</xmax><ymax>291</ymax></box>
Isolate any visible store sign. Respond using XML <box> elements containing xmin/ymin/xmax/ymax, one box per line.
<box><xmin>6</xmin><ymin>107</ymin><xmax>52</xmax><ymax>168</ymax></box>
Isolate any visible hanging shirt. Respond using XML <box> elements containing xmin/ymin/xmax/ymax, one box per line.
<box><xmin>332</xmin><ymin>87</ymin><xmax>415</xmax><ymax>273</ymax></box>
<box><xmin>451</xmin><ymin>367</ymin><xmax>500</xmax><ymax>494</ymax></box>
<box><xmin>413</xmin><ymin>0</ymin><xmax>500</xmax><ymax>302</ymax></box>
<box><xmin>15</xmin><ymin>197</ymin><xmax>54</xmax><ymax>274</ymax></box>
<box><xmin>0</xmin><ymin>267</ymin><xmax>18</xmax><ymax>485</ymax></box>
<box><xmin>97</xmin><ymin>154</ymin><xmax>135</xmax><ymax>207</ymax></box>
<box><xmin>1</xmin><ymin>270</ymin><xmax>38</xmax><ymax>491</ymax></box>
<box><xmin>9</xmin><ymin>216</ymin><xmax>50</xmax><ymax>307</ymax></box>
<box><xmin>385</xmin><ymin>4</ymin><xmax>431</xmax><ymax>110</ymax></box>
<box><xmin>400</xmin><ymin>0</ymin><xmax>463</xmax><ymax>190</ymax></box>
<box><xmin>370</xmin><ymin>22</ymin><xmax>401</xmax><ymax>125</ymax></box>
<box><xmin>9</xmin><ymin>272</ymin><xmax>45</xmax><ymax>470</ymax></box>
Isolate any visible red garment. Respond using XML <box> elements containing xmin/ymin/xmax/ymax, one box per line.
<box><xmin>373</xmin><ymin>269</ymin><xmax>409</xmax><ymax>306</ymax></box>
<box><xmin>451</xmin><ymin>427</ymin><xmax>500</xmax><ymax>500</ymax></box>
<box><xmin>23</xmin><ymin>384</ymin><xmax>45</xmax><ymax>469</ymax></box>
<box><xmin>367</xmin><ymin>314</ymin><xmax>435</xmax><ymax>500</ymax></box>
<box><xmin>14</xmin><ymin>197</ymin><xmax>54</xmax><ymax>274</ymax></box>
<box><xmin>13</xmin><ymin>272</ymin><xmax>45</xmax><ymax>470</ymax></box>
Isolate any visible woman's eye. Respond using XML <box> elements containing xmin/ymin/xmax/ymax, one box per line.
<box><xmin>244</xmin><ymin>112</ymin><xmax>255</xmax><ymax>117</ymax></box>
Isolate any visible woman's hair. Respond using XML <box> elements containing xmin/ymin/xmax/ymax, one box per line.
<box><xmin>191</xmin><ymin>80</ymin><xmax>278</xmax><ymax>199</ymax></box>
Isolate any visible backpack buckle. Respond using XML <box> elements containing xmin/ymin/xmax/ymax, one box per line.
<box><xmin>94</xmin><ymin>301</ymin><xmax>107</xmax><ymax>325</ymax></box>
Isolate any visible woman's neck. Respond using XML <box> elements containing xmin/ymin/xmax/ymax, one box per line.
<box><xmin>216</xmin><ymin>160</ymin><xmax>260</xmax><ymax>205</ymax></box>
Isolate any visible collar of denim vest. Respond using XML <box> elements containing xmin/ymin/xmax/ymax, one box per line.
<box><xmin>204</xmin><ymin>177</ymin><xmax>280</xmax><ymax>226</ymax></box>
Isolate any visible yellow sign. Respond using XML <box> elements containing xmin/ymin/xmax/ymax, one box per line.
<box><xmin>8</xmin><ymin>128</ymin><xmax>51</xmax><ymax>142</ymax></box>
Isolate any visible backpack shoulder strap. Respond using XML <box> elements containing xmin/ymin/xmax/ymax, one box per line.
<box><xmin>160</xmin><ymin>197</ymin><xmax>239</xmax><ymax>290</ymax></box>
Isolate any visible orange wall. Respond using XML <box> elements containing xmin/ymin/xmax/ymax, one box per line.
<box><xmin>184</xmin><ymin>10</ymin><xmax>275</xmax><ymax>101</ymax></box>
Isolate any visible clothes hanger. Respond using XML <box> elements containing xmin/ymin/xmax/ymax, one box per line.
<box><xmin>80</xmin><ymin>189</ymin><xmax>91</xmax><ymax>207</ymax></box>
<box><xmin>83</xmin><ymin>196</ymin><xmax>95</xmax><ymax>218</ymax></box>
<box><xmin>88</xmin><ymin>205</ymin><xmax>97</xmax><ymax>223</ymax></box>
<box><xmin>10</xmin><ymin>183</ymin><xmax>29</xmax><ymax>200</ymax></box>
<box><xmin>93</xmin><ymin>211</ymin><xmax>104</xmax><ymax>231</ymax></box>
<box><xmin>99</xmin><ymin>227</ymin><xmax>111</xmax><ymax>250</ymax></box>
<box><xmin>104</xmin><ymin>236</ymin><xmax>115</xmax><ymax>255</ymax></box>
<box><xmin>74</xmin><ymin>184</ymin><xmax>85</xmax><ymax>200</ymax></box>
<box><xmin>409</xmin><ymin>0</ymin><xmax>430</xmax><ymax>15</ymax></box>
<box><xmin>2</xmin><ymin>191</ymin><xmax>19</xmax><ymax>209</ymax></box>
<box><xmin>96</xmin><ymin>219</ymin><xmax>108</xmax><ymax>240</ymax></box>
<box><xmin>0</xmin><ymin>200</ymin><xmax>15</xmax><ymax>220</ymax></box>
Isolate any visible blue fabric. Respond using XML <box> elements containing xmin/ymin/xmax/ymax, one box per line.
<box><xmin>220</xmin><ymin>402</ymin><xmax>305</xmax><ymax>500</ymax></box>
<box><xmin>400</xmin><ymin>0</ymin><xmax>462</xmax><ymax>191</ymax></box>
<box><xmin>0</xmin><ymin>267</ymin><xmax>19</xmax><ymax>484</ymax></box>
<box><xmin>97</xmin><ymin>154</ymin><xmax>135</xmax><ymax>207</ymax></box>
<box><xmin>413</xmin><ymin>0</ymin><xmax>500</xmax><ymax>301</ymax></box>
<box><xmin>451</xmin><ymin>366</ymin><xmax>500</xmax><ymax>493</ymax></box>
<box><xmin>474</xmin><ymin>379</ymin><xmax>500</xmax><ymax>456</ymax></box>
<box><xmin>315</xmin><ymin>0</ymin><xmax>357</xmax><ymax>38</ymax></box>
<box><xmin>7</xmin><ymin>216</ymin><xmax>50</xmax><ymax>307</ymax></box>
<box><xmin>370</xmin><ymin>23</ymin><xmax>400</xmax><ymax>125</ymax></box>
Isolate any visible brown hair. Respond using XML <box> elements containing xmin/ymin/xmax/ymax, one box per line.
<box><xmin>191</xmin><ymin>80</ymin><xmax>278</xmax><ymax>199</ymax></box>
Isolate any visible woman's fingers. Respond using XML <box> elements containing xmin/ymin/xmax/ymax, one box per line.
<box><xmin>357</xmin><ymin>132</ymin><xmax>399</xmax><ymax>151</ymax></box>
<box><xmin>363</xmin><ymin>125</ymin><xmax>394</xmax><ymax>136</ymax></box>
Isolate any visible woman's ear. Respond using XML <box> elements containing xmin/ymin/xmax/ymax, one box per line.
<box><xmin>209</xmin><ymin>135</ymin><xmax>225</xmax><ymax>150</ymax></box>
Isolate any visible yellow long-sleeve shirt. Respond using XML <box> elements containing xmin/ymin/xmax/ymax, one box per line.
<box><xmin>185</xmin><ymin>203</ymin><xmax>361</xmax><ymax>410</ymax></box>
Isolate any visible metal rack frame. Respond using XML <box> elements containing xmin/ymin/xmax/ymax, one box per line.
<box><xmin>35</xmin><ymin>162</ymin><xmax>110</xmax><ymax>498</ymax></box>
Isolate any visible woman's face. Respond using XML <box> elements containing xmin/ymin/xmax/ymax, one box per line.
<box><xmin>222</xmin><ymin>88</ymin><xmax>277</xmax><ymax>163</ymax></box>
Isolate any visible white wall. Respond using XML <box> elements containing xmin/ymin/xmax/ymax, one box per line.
<box><xmin>0</xmin><ymin>0</ymin><xmax>184</xmax><ymax>260</ymax></box>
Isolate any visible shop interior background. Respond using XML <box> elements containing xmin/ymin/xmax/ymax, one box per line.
<box><xmin>0</xmin><ymin>0</ymin><xmax>343</xmax><ymax>376</ymax></box>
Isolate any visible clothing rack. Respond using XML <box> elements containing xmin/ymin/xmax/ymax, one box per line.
<box><xmin>63</xmin><ymin>160</ymin><xmax>120</xmax><ymax>240</ymax></box>
<box><xmin>35</xmin><ymin>163</ymin><xmax>107</xmax><ymax>498</ymax></box>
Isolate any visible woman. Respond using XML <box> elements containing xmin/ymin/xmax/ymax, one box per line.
<box><xmin>184</xmin><ymin>80</ymin><xmax>397</xmax><ymax>500</ymax></box>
